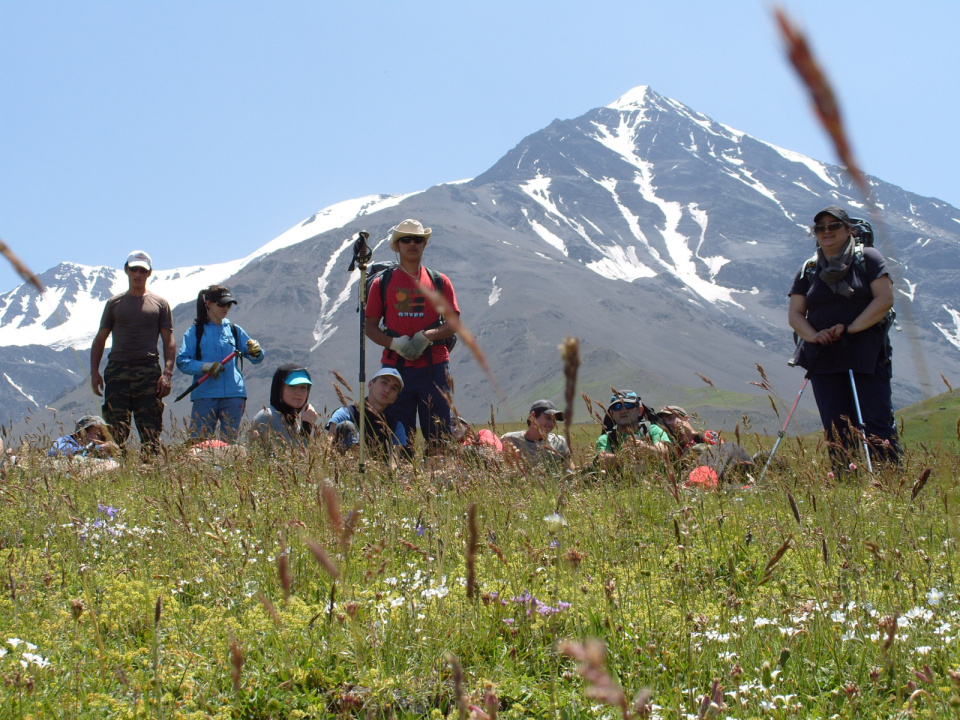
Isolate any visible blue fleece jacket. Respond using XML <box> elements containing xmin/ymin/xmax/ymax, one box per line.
<box><xmin>176</xmin><ymin>320</ymin><xmax>264</xmax><ymax>400</ymax></box>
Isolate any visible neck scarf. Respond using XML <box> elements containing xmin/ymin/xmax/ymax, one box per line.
<box><xmin>817</xmin><ymin>237</ymin><xmax>856</xmax><ymax>298</ymax></box>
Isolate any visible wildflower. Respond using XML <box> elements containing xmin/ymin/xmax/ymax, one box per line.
<box><xmin>98</xmin><ymin>504</ymin><xmax>119</xmax><ymax>518</ymax></box>
<box><xmin>543</xmin><ymin>513</ymin><xmax>568</xmax><ymax>533</ymax></box>
<box><xmin>927</xmin><ymin>588</ymin><xmax>944</xmax><ymax>606</ymax></box>
<box><xmin>754</xmin><ymin>617</ymin><xmax>775</xmax><ymax>628</ymax></box>
<box><xmin>915</xmin><ymin>646</ymin><xmax>933</xmax><ymax>655</ymax></box>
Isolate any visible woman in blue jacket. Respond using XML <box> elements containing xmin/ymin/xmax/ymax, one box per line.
<box><xmin>176</xmin><ymin>285</ymin><xmax>264</xmax><ymax>440</ymax></box>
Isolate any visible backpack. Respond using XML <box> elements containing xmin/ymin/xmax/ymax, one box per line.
<box><xmin>364</xmin><ymin>261</ymin><xmax>457</xmax><ymax>353</ymax></box>
<box><xmin>194</xmin><ymin>321</ymin><xmax>244</xmax><ymax>373</ymax></box>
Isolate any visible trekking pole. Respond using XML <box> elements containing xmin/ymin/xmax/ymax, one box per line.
<box><xmin>349</xmin><ymin>231</ymin><xmax>372</xmax><ymax>477</ymax></box>
<box><xmin>758</xmin><ymin>374</ymin><xmax>809</xmax><ymax>484</ymax></box>
<box><xmin>174</xmin><ymin>350</ymin><xmax>241</xmax><ymax>402</ymax></box>
<box><xmin>847</xmin><ymin>369</ymin><xmax>874</xmax><ymax>473</ymax></box>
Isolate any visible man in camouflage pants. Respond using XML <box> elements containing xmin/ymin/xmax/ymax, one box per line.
<box><xmin>90</xmin><ymin>250</ymin><xmax>176</xmax><ymax>456</ymax></box>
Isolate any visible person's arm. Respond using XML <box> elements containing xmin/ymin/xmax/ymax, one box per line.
<box><xmin>300</xmin><ymin>403</ymin><xmax>319</xmax><ymax>436</ymax></box>
<box><xmin>422</xmin><ymin>311</ymin><xmax>459</xmax><ymax>343</ymax></box>
<box><xmin>847</xmin><ymin>276</ymin><xmax>894</xmax><ymax>334</ymax></box>
<box><xmin>157</xmin><ymin>328</ymin><xmax>176</xmax><ymax>398</ymax></box>
<box><xmin>788</xmin><ymin>294</ymin><xmax>841</xmax><ymax>345</ymax></box>
<box><xmin>176</xmin><ymin>325</ymin><xmax>204</xmax><ymax>376</ymax></box>
<box><xmin>364</xmin><ymin>316</ymin><xmax>397</xmax><ymax>348</ymax></box>
<box><xmin>90</xmin><ymin>327</ymin><xmax>111</xmax><ymax>397</ymax></box>
<box><xmin>236</xmin><ymin>325</ymin><xmax>265</xmax><ymax>365</ymax></box>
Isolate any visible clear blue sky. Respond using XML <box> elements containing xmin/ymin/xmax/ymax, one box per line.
<box><xmin>2</xmin><ymin>0</ymin><xmax>957</xmax><ymax>293</ymax></box>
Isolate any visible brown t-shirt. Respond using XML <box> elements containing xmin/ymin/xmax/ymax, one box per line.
<box><xmin>100</xmin><ymin>292</ymin><xmax>173</xmax><ymax>364</ymax></box>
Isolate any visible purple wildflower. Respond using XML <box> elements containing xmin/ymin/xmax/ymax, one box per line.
<box><xmin>97</xmin><ymin>504</ymin><xmax>119</xmax><ymax>519</ymax></box>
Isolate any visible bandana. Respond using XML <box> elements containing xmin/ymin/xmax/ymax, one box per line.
<box><xmin>817</xmin><ymin>237</ymin><xmax>856</xmax><ymax>298</ymax></box>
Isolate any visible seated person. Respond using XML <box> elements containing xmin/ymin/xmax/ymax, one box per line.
<box><xmin>326</xmin><ymin>368</ymin><xmax>407</xmax><ymax>466</ymax></box>
<box><xmin>250</xmin><ymin>365</ymin><xmax>319</xmax><ymax>449</ymax></box>
<box><xmin>501</xmin><ymin>400</ymin><xmax>571</xmax><ymax>471</ymax></box>
<box><xmin>452</xmin><ymin>416</ymin><xmax>503</xmax><ymax>466</ymax></box>
<box><xmin>657</xmin><ymin>405</ymin><xmax>753</xmax><ymax>487</ymax></box>
<box><xmin>595</xmin><ymin>392</ymin><xmax>672</xmax><ymax>470</ymax></box>
<box><xmin>48</xmin><ymin>415</ymin><xmax>119</xmax><ymax>458</ymax></box>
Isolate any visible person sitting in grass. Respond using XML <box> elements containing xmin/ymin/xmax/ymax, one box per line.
<box><xmin>501</xmin><ymin>399</ymin><xmax>571</xmax><ymax>472</ymax></box>
<box><xmin>48</xmin><ymin>415</ymin><xmax>119</xmax><ymax>459</ymax></box>
<box><xmin>594</xmin><ymin>391</ymin><xmax>672</xmax><ymax>471</ymax></box>
<box><xmin>250</xmin><ymin>365</ymin><xmax>319</xmax><ymax>449</ymax></box>
<box><xmin>657</xmin><ymin>405</ymin><xmax>753</xmax><ymax>488</ymax></box>
<box><xmin>451</xmin><ymin>416</ymin><xmax>504</xmax><ymax>467</ymax></box>
<box><xmin>326</xmin><ymin>367</ymin><xmax>407</xmax><ymax>468</ymax></box>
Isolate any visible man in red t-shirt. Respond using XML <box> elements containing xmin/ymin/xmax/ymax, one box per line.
<box><xmin>364</xmin><ymin>219</ymin><xmax>460</xmax><ymax>455</ymax></box>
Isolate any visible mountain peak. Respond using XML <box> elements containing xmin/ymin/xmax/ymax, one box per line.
<box><xmin>606</xmin><ymin>85</ymin><xmax>652</xmax><ymax>111</ymax></box>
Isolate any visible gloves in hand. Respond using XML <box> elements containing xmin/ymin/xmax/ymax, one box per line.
<box><xmin>407</xmin><ymin>331</ymin><xmax>431</xmax><ymax>359</ymax></box>
<box><xmin>246</xmin><ymin>338</ymin><xmax>262</xmax><ymax>358</ymax></box>
<box><xmin>389</xmin><ymin>335</ymin><xmax>417</xmax><ymax>360</ymax></box>
<box><xmin>201</xmin><ymin>361</ymin><xmax>224</xmax><ymax>379</ymax></box>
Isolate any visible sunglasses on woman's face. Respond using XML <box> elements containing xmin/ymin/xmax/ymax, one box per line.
<box><xmin>610</xmin><ymin>402</ymin><xmax>638</xmax><ymax>411</ymax></box>
<box><xmin>812</xmin><ymin>221</ymin><xmax>845</xmax><ymax>235</ymax></box>
<box><xmin>398</xmin><ymin>236</ymin><xmax>426</xmax><ymax>245</ymax></box>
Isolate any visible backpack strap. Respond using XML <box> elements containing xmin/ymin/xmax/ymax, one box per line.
<box><xmin>194</xmin><ymin>322</ymin><xmax>205</xmax><ymax>360</ymax></box>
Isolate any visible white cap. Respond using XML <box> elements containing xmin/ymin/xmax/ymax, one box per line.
<box><xmin>126</xmin><ymin>250</ymin><xmax>152</xmax><ymax>271</ymax></box>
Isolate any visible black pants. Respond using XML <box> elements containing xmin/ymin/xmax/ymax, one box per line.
<box><xmin>810</xmin><ymin>367</ymin><xmax>901</xmax><ymax>466</ymax></box>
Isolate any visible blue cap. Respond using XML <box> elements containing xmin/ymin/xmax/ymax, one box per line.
<box><xmin>608</xmin><ymin>391</ymin><xmax>640</xmax><ymax>410</ymax></box>
<box><xmin>372</xmin><ymin>367</ymin><xmax>404</xmax><ymax>390</ymax></box>
<box><xmin>284</xmin><ymin>369</ymin><xmax>313</xmax><ymax>387</ymax></box>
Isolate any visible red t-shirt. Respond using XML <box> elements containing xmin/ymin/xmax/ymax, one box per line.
<box><xmin>366</xmin><ymin>266</ymin><xmax>459</xmax><ymax>368</ymax></box>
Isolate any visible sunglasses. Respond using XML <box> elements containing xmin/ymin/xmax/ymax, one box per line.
<box><xmin>127</xmin><ymin>266</ymin><xmax>150</xmax><ymax>275</ymax></box>
<box><xmin>812</xmin><ymin>221</ymin><xmax>845</xmax><ymax>235</ymax></box>
<box><xmin>398</xmin><ymin>236</ymin><xmax>426</xmax><ymax>245</ymax></box>
<box><xmin>610</xmin><ymin>401</ymin><xmax>638</xmax><ymax>411</ymax></box>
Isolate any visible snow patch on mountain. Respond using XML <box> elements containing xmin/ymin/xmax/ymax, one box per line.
<box><xmin>606</xmin><ymin>85</ymin><xmax>650</xmax><ymax>111</ymax></box>
<box><xmin>3</xmin><ymin>373</ymin><xmax>38</xmax><ymax>406</ymax></box>
<box><xmin>488</xmin><ymin>277</ymin><xmax>501</xmax><ymax>306</ymax></box>
<box><xmin>764</xmin><ymin>143</ymin><xmax>838</xmax><ymax>188</ymax></box>
<box><xmin>311</xmin><ymin>235</ymin><xmax>358</xmax><ymax>350</ymax></box>
<box><xmin>933</xmin><ymin>305</ymin><xmax>960</xmax><ymax>351</ymax></box>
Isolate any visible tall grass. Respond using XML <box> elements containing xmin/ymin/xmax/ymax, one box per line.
<box><xmin>1</xmin><ymin>427</ymin><xmax>959</xmax><ymax>718</ymax></box>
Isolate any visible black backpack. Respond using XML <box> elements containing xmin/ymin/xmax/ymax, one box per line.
<box><xmin>365</xmin><ymin>261</ymin><xmax>457</xmax><ymax>353</ymax></box>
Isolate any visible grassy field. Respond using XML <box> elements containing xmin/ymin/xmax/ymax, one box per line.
<box><xmin>2</xmin><ymin>392</ymin><xmax>960</xmax><ymax>719</ymax></box>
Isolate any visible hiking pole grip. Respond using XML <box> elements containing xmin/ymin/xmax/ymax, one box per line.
<box><xmin>349</xmin><ymin>230</ymin><xmax>371</xmax><ymax>272</ymax></box>
<box><xmin>173</xmin><ymin>350</ymin><xmax>241</xmax><ymax>402</ymax></box>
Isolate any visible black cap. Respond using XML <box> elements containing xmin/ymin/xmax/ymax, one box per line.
<box><xmin>814</xmin><ymin>205</ymin><xmax>851</xmax><ymax>225</ymax></box>
<box><xmin>205</xmin><ymin>288</ymin><xmax>238</xmax><ymax>306</ymax></box>
<box><xmin>530</xmin><ymin>399</ymin><xmax>565</xmax><ymax>421</ymax></box>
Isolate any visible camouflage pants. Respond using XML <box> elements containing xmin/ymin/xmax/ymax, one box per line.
<box><xmin>102</xmin><ymin>362</ymin><xmax>164</xmax><ymax>455</ymax></box>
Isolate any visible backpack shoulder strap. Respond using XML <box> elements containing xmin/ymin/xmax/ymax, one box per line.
<box><xmin>231</xmin><ymin>323</ymin><xmax>244</xmax><ymax>372</ymax></box>
<box><xmin>194</xmin><ymin>322</ymin><xmax>205</xmax><ymax>360</ymax></box>
<box><xmin>425</xmin><ymin>266</ymin><xmax>444</xmax><ymax>294</ymax></box>
<box><xmin>800</xmin><ymin>252</ymin><xmax>818</xmax><ymax>282</ymax></box>
<box><xmin>379</xmin><ymin>267</ymin><xmax>395</xmax><ymax>308</ymax></box>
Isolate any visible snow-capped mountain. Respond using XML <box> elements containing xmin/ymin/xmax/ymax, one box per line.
<box><xmin>4</xmin><ymin>86</ymin><xmax>960</xmax><ymax>436</ymax></box>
